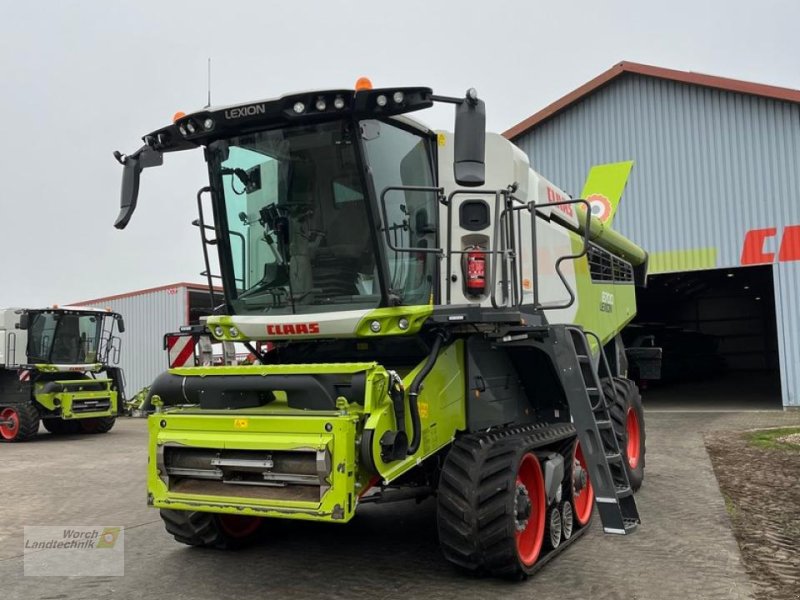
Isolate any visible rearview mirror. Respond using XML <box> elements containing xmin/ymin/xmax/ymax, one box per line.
<box><xmin>453</xmin><ymin>89</ymin><xmax>486</xmax><ymax>187</ymax></box>
<box><xmin>18</xmin><ymin>312</ymin><xmax>29</xmax><ymax>330</ymax></box>
<box><xmin>115</xmin><ymin>315</ymin><xmax>126</xmax><ymax>333</ymax></box>
<box><xmin>113</xmin><ymin>145</ymin><xmax>163</xmax><ymax>230</ymax></box>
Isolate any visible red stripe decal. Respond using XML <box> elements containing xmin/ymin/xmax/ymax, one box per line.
<box><xmin>171</xmin><ymin>339</ymin><xmax>196</xmax><ymax>368</ymax></box>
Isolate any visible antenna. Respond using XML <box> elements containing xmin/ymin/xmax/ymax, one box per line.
<box><xmin>206</xmin><ymin>58</ymin><xmax>212</xmax><ymax>108</ymax></box>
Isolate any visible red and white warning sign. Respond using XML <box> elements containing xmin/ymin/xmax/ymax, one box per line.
<box><xmin>18</xmin><ymin>369</ymin><xmax>31</xmax><ymax>382</ymax></box>
<box><xmin>166</xmin><ymin>335</ymin><xmax>197</xmax><ymax>368</ymax></box>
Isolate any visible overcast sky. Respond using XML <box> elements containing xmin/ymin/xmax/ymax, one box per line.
<box><xmin>1</xmin><ymin>0</ymin><xmax>798</xmax><ymax>307</ymax></box>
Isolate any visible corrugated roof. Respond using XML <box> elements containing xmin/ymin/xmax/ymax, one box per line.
<box><xmin>503</xmin><ymin>61</ymin><xmax>800</xmax><ymax>139</ymax></box>
<box><xmin>72</xmin><ymin>282</ymin><xmax>216</xmax><ymax>306</ymax></box>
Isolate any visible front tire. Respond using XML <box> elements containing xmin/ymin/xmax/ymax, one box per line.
<box><xmin>605</xmin><ymin>377</ymin><xmax>646</xmax><ymax>491</ymax></box>
<box><xmin>43</xmin><ymin>418</ymin><xmax>82</xmax><ymax>435</ymax></box>
<box><xmin>79</xmin><ymin>416</ymin><xmax>116</xmax><ymax>434</ymax></box>
<box><xmin>436</xmin><ymin>437</ymin><xmax>547</xmax><ymax>578</ymax></box>
<box><xmin>160</xmin><ymin>510</ymin><xmax>265</xmax><ymax>550</ymax></box>
<box><xmin>0</xmin><ymin>404</ymin><xmax>40</xmax><ymax>442</ymax></box>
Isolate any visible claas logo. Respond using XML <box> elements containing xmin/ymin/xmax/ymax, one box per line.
<box><xmin>266</xmin><ymin>323</ymin><xmax>321</xmax><ymax>335</ymax></box>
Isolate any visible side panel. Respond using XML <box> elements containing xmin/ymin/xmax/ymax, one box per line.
<box><xmin>465</xmin><ymin>336</ymin><xmax>527</xmax><ymax>430</ymax></box>
<box><xmin>0</xmin><ymin>370</ymin><xmax>31</xmax><ymax>407</ymax></box>
<box><xmin>550</xmin><ymin>235</ymin><xmax>638</xmax><ymax>345</ymax></box>
<box><xmin>367</xmin><ymin>340</ymin><xmax>466</xmax><ymax>482</ymax></box>
<box><xmin>0</xmin><ymin>329</ymin><xmax>28</xmax><ymax>366</ymax></box>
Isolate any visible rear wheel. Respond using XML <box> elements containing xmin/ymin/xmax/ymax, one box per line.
<box><xmin>160</xmin><ymin>509</ymin><xmax>265</xmax><ymax>549</ymax></box>
<box><xmin>79</xmin><ymin>416</ymin><xmax>116</xmax><ymax>434</ymax></box>
<box><xmin>437</xmin><ymin>437</ymin><xmax>547</xmax><ymax>577</ymax></box>
<box><xmin>571</xmin><ymin>439</ymin><xmax>594</xmax><ymax>526</ymax></box>
<box><xmin>43</xmin><ymin>418</ymin><xmax>82</xmax><ymax>435</ymax></box>
<box><xmin>0</xmin><ymin>404</ymin><xmax>40</xmax><ymax>442</ymax></box>
<box><xmin>605</xmin><ymin>377</ymin><xmax>646</xmax><ymax>490</ymax></box>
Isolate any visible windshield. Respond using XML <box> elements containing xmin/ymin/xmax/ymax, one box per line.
<box><xmin>212</xmin><ymin>120</ymin><xmax>377</xmax><ymax>315</ymax></box>
<box><xmin>27</xmin><ymin>312</ymin><xmax>104</xmax><ymax>364</ymax></box>
<box><xmin>211</xmin><ymin>119</ymin><xmax>437</xmax><ymax>315</ymax></box>
<box><xmin>361</xmin><ymin>120</ymin><xmax>437</xmax><ymax>305</ymax></box>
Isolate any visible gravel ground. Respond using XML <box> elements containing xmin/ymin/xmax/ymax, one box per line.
<box><xmin>776</xmin><ymin>433</ymin><xmax>800</xmax><ymax>445</ymax></box>
<box><xmin>706</xmin><ymin>429</ymin><xmax>800</xmax><ymax>600</ymax></box>
<box><xmin>1</xmin><ymin>407</ymin><xmax>798</xmax><ymax>599</ymax></box>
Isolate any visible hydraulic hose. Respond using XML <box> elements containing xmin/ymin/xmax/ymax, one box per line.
<box><xmin>407</xmin><ymin>332</ymin><xmax>446</xmax><ymax>455</ymax></box>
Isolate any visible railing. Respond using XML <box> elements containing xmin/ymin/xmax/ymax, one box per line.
<box><xmin>379</xmin><ymin>185</ymin><xmax>593</xmax><ymax>312</ymax></box>
<box><xmin>195</xmin><ymin>187</ymin><xmax>246</xmax><ymax>307</ymax></box>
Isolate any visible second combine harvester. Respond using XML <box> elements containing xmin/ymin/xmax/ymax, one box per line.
<box><xmin>114</xmin><ymin>80</ymin><xmax>651</xmax><ymax>577</ymax></box>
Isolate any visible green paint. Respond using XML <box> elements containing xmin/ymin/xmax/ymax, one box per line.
<box><xmin>34</xmin><ymin>378</ymin><xmax>118</xmax><ymax>419</ymax></box>
<box><xmin>567</xmin><ymin>231</ymin><xmax>638</xmax><ymax>347</ymax></box>
<box><xmin>149</xmin><ymin>410</ymin><xmax>360</xmax><ymax>522</ymax></box>
<box><xmin>34</xmin><ymin>363</ymin><xmax>103</xmax><ymax>374</ymax></box>
<box><xmin>648</xmin><ymin>248</ymin><xmax>718</xmax><ymax>274</ymax></box>
<box><xmin>580</xmin><ymin>161</ymin><xmax>634</xmax><ymax>225</ymax></box>
<box><xmin>149</xmin><ymin>346</ymin><xmax>465</xmax><ymax>523</ymax></box>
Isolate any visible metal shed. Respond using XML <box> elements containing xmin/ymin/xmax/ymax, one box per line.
<box><xmin>74</xmin><ymin>283</ymin><xmax>216</xmax><ymax>396</ymax></box>
<box><xmin>505</xmin><ymin>62</ymin><xmax>800</xmax><ymax>408</ymax></box>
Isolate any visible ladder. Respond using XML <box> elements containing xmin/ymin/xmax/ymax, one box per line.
<box><xmin>564</xmin><ymin>325</ymin><xmax>640</xmax><ymax>535</ymax></box>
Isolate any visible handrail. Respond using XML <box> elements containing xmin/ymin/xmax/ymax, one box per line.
<box><xmin>527</xmin><ymin>198</ymin><xmax>591</xmax><ymax>311</ymax></box>
<box><xmin>378</xmin><ymin>185</ymin><xmax>445</xmax><ymax>254</ymax></box>
<box><xmin>7</xmin><ymin>332</ymin><xmax>16</xmax><ymax>367</ymax></box>
<box><xmin>195</xmin><ymin>187</ymin><xmax>218</xmax><ymax>307</ymax></box>
<box><xmin>584</xmin><ymin>329</ymin><xmax>622</xmax><ymax>410</ymax></box>
<box><xmin>193</xmin><ymin>221</ymin><xmax>246</xmax><ymax>289</ymax></box>
<box><xmin>373</xmin><ymin>185</ymin><xmax>607</xmax><ymax>311</ymax></box>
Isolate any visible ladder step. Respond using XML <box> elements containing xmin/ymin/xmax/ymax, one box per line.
<box><xmin>624</xmin><ymin>518</ymin><xmax>639</xmax><ymax>532</ymax></box>
<box><xmin>561</xmin><ymin>325</ymin><xmax>641</xmax><ymax>533</ymax></box>
<box><xmin>615</xmin><ymin>484</ymin><xmax>634</xmax><ymax>498</ymax></box>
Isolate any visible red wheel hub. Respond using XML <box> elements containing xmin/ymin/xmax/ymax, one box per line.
<box><xmin>514</xmin><ymin>453</ymin><xmax>546</xmax><ymax>566</ymax></box>
<box><xmin>217</xmin><ymin>514</ymin><xmax>262</xmax><ymax>539</ymax></box>
<box><xmin>572</xmin><ymin>440</ymin><xmax>594</xmax><ymax>526</ymax></box>
<box><xmin>626</xmin><ymin>407</ymin><xmax>641</xmax><ymax>470</ymax></box>
<box><xmin>0</xmin><ymin>408</ymin><xmax>19</xmax><ymax>440</ymax></box>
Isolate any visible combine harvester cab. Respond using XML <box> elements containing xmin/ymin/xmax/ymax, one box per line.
<box><xmin>115</xmin><ymin>81</ymin><xmax>654</xmax><ymax>576</ymax></box>
<box><xmin>0</xmin><ymin>306</ymin><xmax>126</xmax><ymax>441</ymax></box>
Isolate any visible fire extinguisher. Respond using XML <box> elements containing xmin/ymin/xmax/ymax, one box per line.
<box><xmin>463</xmin><ymin>246</ymin><xmax>487</xmax><ymax>296</ymax></box>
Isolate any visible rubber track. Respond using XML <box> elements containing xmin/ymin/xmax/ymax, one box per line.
<box><xmin>437</xmin><ymin>422</ymin><xmax>582</xmax><ymax>578</ymax></box>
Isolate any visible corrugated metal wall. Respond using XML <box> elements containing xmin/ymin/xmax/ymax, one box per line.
<box><xmin>774</xmin><ymin>262</ymin><xmax>800</xmax><ymax>406</ymax></box>
<box><xmin>80</xmin><ymin>287</ymin><xmax>187</xmax><ymax>396</ymax></box>
<box><xmin>512</xmin><ymin>73</ymin><xmax>800</xmax><ymax>407</ymax></box>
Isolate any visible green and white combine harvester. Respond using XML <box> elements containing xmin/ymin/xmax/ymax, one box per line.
<box><xmin>0</xmin><ymin>306</ymin><xmax>125</xmax><ymax>442</ymax></box>
<box><xmin>114</xmin><ymin>79</ymin><xmax>654</xmax><ymax>577</ymax></box>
